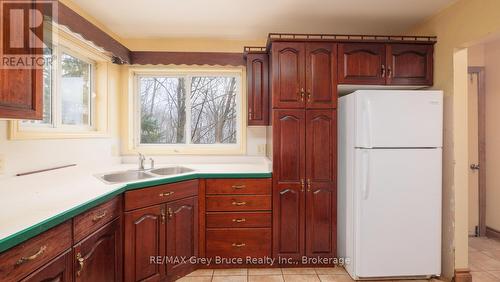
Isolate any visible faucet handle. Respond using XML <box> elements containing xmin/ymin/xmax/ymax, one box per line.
<box><xmin>149</xmin><ymin>158</ymin><xmax>155</xmax><ymax>169</ymax></box>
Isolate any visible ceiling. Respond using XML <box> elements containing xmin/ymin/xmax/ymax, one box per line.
<box><xmin>71</xmin><ymin>0</ymin><xmax>455</xmax><ymax>40</ymax></box>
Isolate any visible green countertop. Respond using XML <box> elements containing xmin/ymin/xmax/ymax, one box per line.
<box><xmin>0</xmin><ymin>172</ymin><xmax>272</xmax><ymax>253</ymax></box>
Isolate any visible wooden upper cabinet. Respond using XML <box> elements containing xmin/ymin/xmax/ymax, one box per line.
<box><xmin>0</xmin><ymin>0</ymin><xmax>44</xmax><ymax>120</ymax></box>
<box><xmin>387</xmin><ymin>44</ymin><xmax>433</xmax><ymax>85</ymax></box>
<box><xmin>0</xmin><ymin>68</ymin><xmax>43</xmax><ymax>119</ymax></box>
<box><xmin>246</xmin><ymin>53</ymin><xmax>269</xmax><ymax>125</ymax></box>
<box><xmin>124</xmin><ymin>205</ymin><xmax>165</xmax><ymax>282</ymax></box>
<box><xmin>73</xmin><ymin>218</ymin><xmax>122</xmax><ymax>282</ymax></box>
<box><xmin>305</xmin><ymin>43</ymin><xmax>338</xmax><ymax>109</ymax></box>
<box><xmin>165</xmin><ymin>196</ymin><xmax>198</xmax><ymax>281</ymax></box>
<box><xmin>305</xmin><ymin>110</ymin><xmax>336</xmax><ymax>258</ymax></box>
<box><xmin>338</xmin><ymin>43</ymin><xmax>386</xmax><ymax>85</ymax></box>
<box><xmin>271</xmin><ymin>42</ymin><xmax>305</xmax><ymax>109</ymax></box>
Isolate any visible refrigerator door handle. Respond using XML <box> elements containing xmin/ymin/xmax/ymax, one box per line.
<box><xmin>363</xmin><ymin>99</ymin><xmax>373</xmax><ymax>148</ymax></box>
<box><xmin>362</xmin><ymin>150</ymin><xmax>371</xmax><ymax>200</ymax></box>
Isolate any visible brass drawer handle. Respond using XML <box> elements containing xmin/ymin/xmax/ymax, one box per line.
<box><xmin>231</xmin><ymin>185</ymin><xmax>246</xmax><ymax>189</ymax></box>
<box><xmin>159</xmin><ymin>191</ymin><xmax>174</xmax><ymax>197</ymax></box>
<box><xmin>76</xmin><ymin>252</ymin><xmax>85</xmax><ymax>277</ymax></box>
<box><xmin>232</xmin><ymin>218</ymin><xmax>246</xmax><ymax>223</ymax></box>
<box><xmin>16</xmin><ymin>245</ymin><xmax>47</xmax><ymax>265</ymax></box>
<box><xmin>232</xmin><ymin>201</ymin><xmax>247</xmax><ymax>206</ymax></box>
<box><xmin>92</xmin><ymin>211</ymin><xmax>107</xmax><ymax>222</ymax></box>
<box><xmin>232</xmin><ymin>243</ymin><xmax>246</xmax><ymax>248</ymax></box>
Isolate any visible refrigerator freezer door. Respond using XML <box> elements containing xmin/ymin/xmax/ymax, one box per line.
<box><xmin>354</xmin><ymin>90</ymin><xmax>443</xmax><ymax>148</ymax></box>
<box><xmin>354</xmin><ymin>148</ymin><xmax>441</xmax><ymax>278</ymax></box>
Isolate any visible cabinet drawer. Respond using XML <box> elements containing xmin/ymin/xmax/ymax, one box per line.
<box><xmin>206</xmin><ymin>178</ymin><xmax>271</xmax><ymax>195</ymax></box>
<box><xmin>125</xmin><ymin>180</ymin><xmax>198</xmax><ymax>211</ymax></box>
<box><xmin>73</xmin><ymin>196</ymin><xmax>121</xmax><ymax>242</ymax></box>
<box><xmin>206</xmin><ymin>228</ymin><xmax>271</xmax><ymax>258</ymax></box>
<box><xmin>206</xmin><ymin>195</ymin><xmax>271</xmax><ymax>211</ymax></box>
<box><xmin>206</xmin><ymin>212</ymin><xmax>271</xmax><ymax>228</ymax></box>
<box><xmin>0</xmin><ymin>221</ymin><xmax>72</xmax><ymax>282</ymax></box>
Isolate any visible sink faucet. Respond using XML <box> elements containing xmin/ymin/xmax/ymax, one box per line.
<box><xmin>138</xmin><ymin>153</ymin><xmax>146</xmax><ymax>170</ymax></box>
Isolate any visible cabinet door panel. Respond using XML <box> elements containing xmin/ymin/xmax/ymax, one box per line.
<box><xmin>20</xmin><ymin>249</ymin><xmax>72</xmax><ymax>282</ymax></box>
<box><xmin>247</xmin><ymin>53</ymin><xmax>269</xmax><ymax>125</ymax></box>
<box><xmin>124</xmin><ymin>206</ymin><xmax>164</xmax><ymax>282</ymax></box>
<box><xmin>271</xmin><ymin>42</ymin><xmax>305</xmax><ymax>108</ymax></box>
<box><xmin>74</xmin><ymin>218</ymin><xmax>122</xmax><ymax>282</ymax></box>
<box><xmin>387</xmin><ymin>44</ymin><xmax>433</xmax><ymax>85</ymax></box>
<box><xmin>272</xmin><ymin>110</ymin><xmax>306</xmax><ymax>259</ymax></box>
<box><xmin>273</xmin><ymin>110</ymin><xmax>306</xmax><ymax>183</ymax></box>
<box><xmin>306</xmin><ymin>43</ymin><xmax>337</xmax><ymax>109</ymax></box>
<box><xmin>338</xmin><ymin>43</ymin><xmax>386</xmax><ymax>85</ymax></box>
<box><xmin>305</xmin><ymin>110</ymin><xmax>336</xmax><ymax>257</ymax></box>
<box><xmin>165</xmin><ymin>196</ymin><xmax>198</xmax><ymax>281</ymax></box>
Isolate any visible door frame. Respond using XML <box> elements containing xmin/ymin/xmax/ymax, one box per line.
<box><xmin>468</xmin><ymin>66</ymin><xmax>486</xmax><ymax>236</ymax></box>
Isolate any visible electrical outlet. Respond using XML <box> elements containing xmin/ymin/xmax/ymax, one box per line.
<box><xmin>257</xmin><ymin>144</ymin><xmax>266</xmax><ymax>155</ymax></box>
<box><xmin>0</xmin><ymin>154</ymin><xmax>4</xmax><ymax>175</ymax></box>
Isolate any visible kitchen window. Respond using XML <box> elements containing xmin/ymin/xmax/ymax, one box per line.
<box><xmin>21</xmin><ymin>47</ymin><xmax>95</xmax><ymax>130</ymax></box>
<box><xmin>133</xmin><ymin>70</ymin><xmax>243</xmax><ymax>153</ymax></box>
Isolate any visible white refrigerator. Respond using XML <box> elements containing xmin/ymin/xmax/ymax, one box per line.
<box><xmin>338</xmin><ymin>90</ymin><xmax>442</xmax><ymax>280</ymax></box>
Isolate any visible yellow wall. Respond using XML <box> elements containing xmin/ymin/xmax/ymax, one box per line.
<box><xmin>484</xmin><ymin>40</ymin><xmax>500</xmax><ymax>232</ymax></box>
<box><xmin>408</xmin><ymin>0</ymin><xmax>500</xmax><ymax>278</ymax></box>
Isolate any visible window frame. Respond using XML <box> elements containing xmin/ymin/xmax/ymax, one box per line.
<box><xmin>129</xmin><ymin>67</ymin><xmax>246</xmax><ymax>155</ymax></box>
<box><xmin>9</xmin><ymin>26</ymin><xmax>111</xmax><ymax>140</ymax></box>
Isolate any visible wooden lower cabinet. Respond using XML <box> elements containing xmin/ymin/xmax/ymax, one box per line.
<box><xmin>124</xmin><ymin>205</ymin><xmax>165</xmax><ymax>282</ymax></box>
<box><xmin>273</xmin><ymin>109</ymin><xmax>337</xmax><ymax>261</ymax></box>
<box><xmin>73</xmin><ymin>218</ymin><xmax>122</xmax><ymax>282</ymax></box>
<box><xmin>165</xmin><ymin>196</ymin><xmax>198</xmax><ymax>281</ymax></box>
<box><xmin>20</xmin><ymin>249</ymin><xmax>73</xmax><ymax>282</ymax></box>
<box><xmin>124</xmin><ymin>186</ymin><xmax>199</xmax><ymax>282</ymax></box>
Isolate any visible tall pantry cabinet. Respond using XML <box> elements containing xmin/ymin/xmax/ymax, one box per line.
<box><xmin>271</xmin><ymin>41</ymin><xmax>338</xmax><ymax>260</ymax></box>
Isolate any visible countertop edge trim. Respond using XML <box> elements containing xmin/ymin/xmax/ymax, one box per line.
<box><xmin>0</xmin><ymin>172</ymin><xmax>272</xmax><ymax>253</ymax></box>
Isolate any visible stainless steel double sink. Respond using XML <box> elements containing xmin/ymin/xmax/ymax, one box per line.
<box><xmin>96</xmin><ymin>166</ymin><xmax>194</xmax><ymax>184</ymax></box>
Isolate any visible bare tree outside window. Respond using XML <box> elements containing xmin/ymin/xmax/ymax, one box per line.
<box><xmin>138</xmin><ymin>74</ymin><xmax>238</xmax><ymax>146</ymax></box>
<box><xmin>191</xmin><ymin>76</ymin><xmax>237</xmax><ymax>144</ymax></box>
<box><xmin>140</xmin><ymin>77</ymin><xmax>186</xmax><ymax>144</ymax></box>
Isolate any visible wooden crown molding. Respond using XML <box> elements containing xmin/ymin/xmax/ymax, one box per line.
<box><xmin>130</xmin><ymin>51</ymin><xmax>245</xmax><ymax>66</ymax></box>
<box><xmin>57</xmin><ymin>2</ymin><xmax>131</xmax><ymax>63</ymax></box>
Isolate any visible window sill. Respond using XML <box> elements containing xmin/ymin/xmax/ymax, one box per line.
<box><xmin>8</xmin><ymin>122</ymin><xmax>110</xmax><ymax>140</ymax></box>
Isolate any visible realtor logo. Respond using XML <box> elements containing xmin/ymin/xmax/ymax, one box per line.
<box><xmin>0</xmin><ymin>0</ymin><xmax>57</xmax><ymax>69</ymax></box>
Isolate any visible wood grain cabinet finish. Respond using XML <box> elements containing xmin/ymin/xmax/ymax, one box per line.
<box><xmin>305</xmin><ymin>43</ymin><xmax>338</xmax><ymax>109</ymax></box>
<box><xmin>0</xmin><ymin>0</ymin><xmax>44</xmax><ymax>119</ymax></box>
<box><xmin>272</xmin><ymin>109</ymin><xmax>337</xmax><ymax>260</ymax></box>
<box><xmin>338</xmin><ymin>42</ymin><xmax>434</xmax><ymax>86</ymax></box>
<box><xmin>305</xmin><ymin>110</ymin><xmax>337</xmax><ymax>257</ymax></box>
<box><xmin>73</xmin><ymin>218</ymin><xmax>122</xmax><ymax>282</ymax></box>
<box><xmin>73</xmin><ymin>196</ymin><xmax>121</xmax><ymax>242</ymax></box>
<box><xmin>246</xmin><ymin>53</ymin><xmax>270</xmax><ymax>125</ymax></box>
<box><xmin>0</xmin><ymin>221</ymin><xmax>72</xmax><ymax>282</ymax></box>
<box><xmin>387</xmin><ymin>43</ymin><xmax>433</xmax><ymax>85</ymax></box>
<box><xmin>206</xmin><ymin>228</ymin><xmax>271</xmax><ymax>258</ymax></box>
<box><xmin>124</xmin><ymin>180</ymin><xmax>198</xmax><ymax>211</ymax></box>
<box><xmin>272</xmin><ymin>42</ymin><xmax>338</xmax><ymax>109</ymax></box>
<box><xmin>124</xmin><ymin>205</ymin><xmax>165</xmax><ymax>282</ymax></box>
<box><xmin>206</xmin><ymin>178</ymin><xmax>271</xmax><ymax>195</ymax></box>
<box><xmin>338</xmin><ymin>43</ymin><xmax>386</xmax><ymax>85</ymax></box>
<box><xmin>271</xmin><ymin>42</ymin><xmax>306</xmax><ymax>109</ymax></box>
<box><xmin>206</xmin><ymin>195</ymin><xmax>271</xmax><ymax>212</ymax></box>
<box><xmin>20</xmin><ymin>249</ymin><xmax>73</xmax><ymax>282</ymax></box>
<box><xmin>272</xmin><ymin>109</ymin><xmax>306</xmax><ymax>259</ymax></box>
<box><xmin>165</xmin><ymin>196</ymin><xmax>198</xmax><ymax>281</ymax></box>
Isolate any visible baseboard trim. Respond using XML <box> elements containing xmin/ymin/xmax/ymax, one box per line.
<box><xmin>453</xmin><ymin>268</ymin><xmax>472</xmax><ymax>282</ymax></box>
<box><xmin>486</xmin><ymin>226</ymin><xmax>500</xmax><ymax>240</ymax></box>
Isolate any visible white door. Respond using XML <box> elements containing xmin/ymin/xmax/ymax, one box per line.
<box><xmin>354</xmin><ymin>90</ymin><xmax>443</xmax><ymax>148</ymax></box>
<box><xmin>354</xmin><ymin>148</ymin><xmax>441</xmax><ymax>278</ymax></box>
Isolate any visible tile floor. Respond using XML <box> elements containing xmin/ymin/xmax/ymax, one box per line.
<box><xmin>177</xmin><ymin>267</ymin><xmax>442</xmax><ymax>282</ymax></box>
<box><xmin>469</xmin><ymin>236</ymin><xmax>500</xmax><ymax>281</ymax></box>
